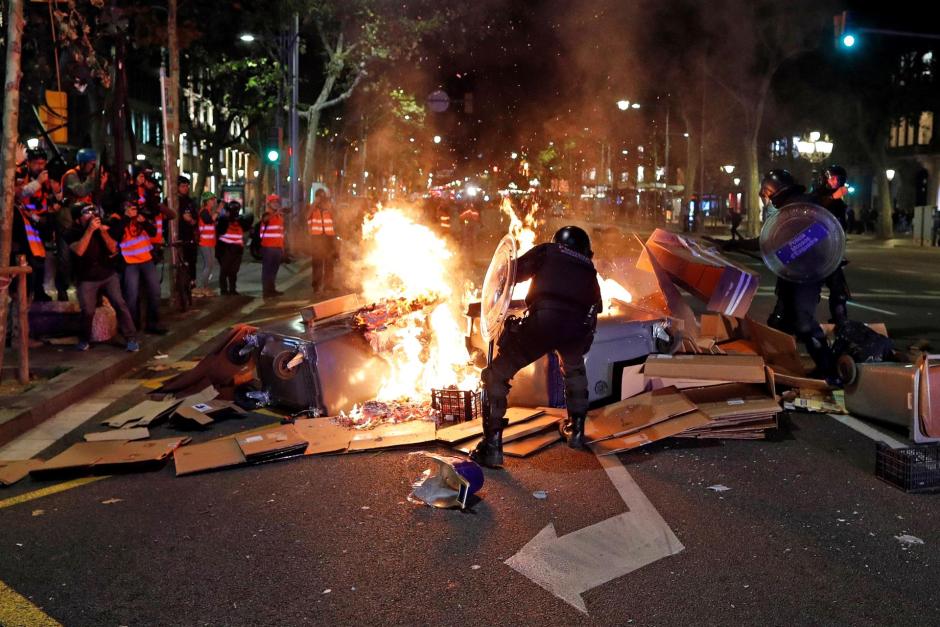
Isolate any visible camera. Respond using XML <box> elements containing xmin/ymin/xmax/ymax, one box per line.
<box><xmin>80</xmin><ymin>204</ymin><xmax>103</xmax><ymax>219</ymax></box>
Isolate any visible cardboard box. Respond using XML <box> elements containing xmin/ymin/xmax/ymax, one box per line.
<box><xmin>300</xmin><ymin>294</ymin><xmax>362</xmax><ymax>323</ymax></box>
<box><xmin>700</xmin><ymin>313</ymin><xmax>808</xmax><ymax>377</ymax></box>
<box><xmin>0</xmin><ymin>460</ymin><xmax>44</xmax><ymax>486</ymax></box>
<box><xmin>643</xmin><ymin>354</ymin><xmax>766</xmax><ymax>384</ymax></box>
<box><xmin>645</xmin><ymin>229</ymin><xmax>759</xmax><ymax>317</ymax></box>
<box><xmin>591</xmin><ymin>410</ymin><xmax>712</xmax><ymax>456</ymax></box>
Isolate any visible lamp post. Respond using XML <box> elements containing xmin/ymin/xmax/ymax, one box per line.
<box><xmin>796</xmin><ymin>131</ymin><xmax>834</xmax><ymax>187</ymax></box>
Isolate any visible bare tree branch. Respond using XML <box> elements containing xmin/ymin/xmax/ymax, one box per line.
<box><xmin>315</xmin><ymin>68</ymin><xmax>366</xmax><ymax>111</ymax></box>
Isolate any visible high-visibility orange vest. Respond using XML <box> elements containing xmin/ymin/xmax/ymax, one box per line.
<box><xmin>120</xmin><ymin>224</ymin><xmax>154</xmax><ymax>264</ymax></box>
<box><xmin>150</xmin><ymin>215</ymin><xmax>164</xmax><ymax>246</ymax></box>
<box><xmin>218</xmin><ymin>222</ymin><xmax>244</xmax><ymax>246</ymax></box>
<box><xmin>19</xmin><ymin>207</ymin><xmax>46</xmax><ymax>258</ymax></box>
<box><xmin>198</xmin><ymin>214</ymin><xmax>216</xmax><ymax>247</ymax></box>
<box><xmin>261</xmin><ymin>214</ymin><xmax>285</xmax><ymax>248</ymax></box>
<box><xmin>307</xmin><ymin>208</ymin><xmax>335</xmax><ymax>236</ymax></box>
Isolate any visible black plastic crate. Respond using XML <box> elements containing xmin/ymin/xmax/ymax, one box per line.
<box><xmin>875</xmin><ymin>443</ymin><xmax>940</xmax><ymax>493</ymax></box>
<box><xmin>431</xmin><ymin>388</ymin><xmax>481</xmax><ymax>423</ymax></box>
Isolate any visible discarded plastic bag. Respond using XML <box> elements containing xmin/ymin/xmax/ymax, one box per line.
<box><xmin>408</xmin><ymin>452</ymin><xmax>484</xmax><ymax>510</ymax></box>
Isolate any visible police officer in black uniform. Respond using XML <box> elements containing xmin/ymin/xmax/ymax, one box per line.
<box><xmin>471</xmin><ymin>226</ymin><xmax>602</xmax><ymax>468</ymax></box>
<box><xmin>812</xmin><ymin>165</ymin><xmax>851</xmax><ymax>325</ymax></box>
<box><xmin>762</xmin><ymin>170</ymin><xmax>834</xmax><ymax>377</ymax></box>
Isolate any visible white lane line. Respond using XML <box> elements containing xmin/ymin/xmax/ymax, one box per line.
<box><xmin>821</xmin><ymin>296</ymin><xmax>897</xmax><ymax>317</ymax></box>
<box><xmin>870</xmin><ymin>289</ymin><xmax>903</xmax><ymax>294</ymax></box>
<box><xmin>830</xmin><ymin>414</ymin><xmax>908</xmax><ymax>449</ymax></box>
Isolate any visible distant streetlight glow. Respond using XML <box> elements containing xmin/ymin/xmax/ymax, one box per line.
<box><xmin>136</xmin><ymin>153</ymin><xmax>146</xmax><ymax>161</ymax></box>
<box><xmin>886</xmin><ymin>169</ymin><xmax>896</xmax><ymax>181</ymax></box>
<box><xmin>847</xmin><ymin>185</ymin><xmax>856</xmax><ymax>194</ymax></box>
<box><xmin>26</xmin><ymin>138</ymin><xmax>39</xmax><ymax>149</ymax></box>
<box><xmin>631</xmin><ymin>102</ymin><xmax>640</xmax><ymax>109</ymax></box>
<box><xmin>616</xmin><ymin>99</ymin><xmax>630</xmax><ymax>111</ymax></box>
<box><xmin>842</xmin><ymin>34</ymin><xmax>856</xmax><ymax>47</ymax></box>
<box><xmin>809</xmin><ymin>131</ymin><xmax>821</xmax><ymax>142</ymax></box>
<box><xmin>433</xmin><ymin>135</ymin><xmax>442</xmax><ymax>144</ymax></box>
<box><xmin>733</xmin><ymin>177</ymin><xmax>741</xmax><ymax>186</ymax></box>
<box><xmin>510</xmin><ymin>151</ymin><xmax>518</xmax><ymax>159</ymax></box>
<box><xmin>239</xmin><ymin>33</ymin><xmax>256</xmax><ymax>43</ymax></box>
<box><xmin>721</xmin><ymin>164</ymin><xmax>735</xmax><ymax>174</ymax></box>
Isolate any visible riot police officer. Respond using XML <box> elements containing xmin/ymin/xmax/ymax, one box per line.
<box><xmin>812</xmin><ymin>165</ymin><xmax>851</xmax><ymax>325</ymax></box>
<box><xmin>471</xmin><ymin>226</ymin><xmax>602</xmax><ymax>468</ymax></box>
<box><xmin>762</xmin><ymin>170</ymin><xmax>834</xmax><ymax>376</ymax></box>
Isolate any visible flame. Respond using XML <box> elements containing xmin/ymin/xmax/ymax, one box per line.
<box><xmin>500</xmin><ymin>197</ymin><xmax>539</xmax><ymax>299</ymax></box>
<box><xmin>356</xmin><ymin>207</ymin><xmax>478</xmax><ymax>404</ymax></box>
<box><xmin>598</xmin><ymin>273</ymin><xmax>633</xmax><ymax>313</ymax></box>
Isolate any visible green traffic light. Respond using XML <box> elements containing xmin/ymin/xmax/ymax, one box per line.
<box><xmin>267</xmin><ymin>149</ymin><xmax>279</xmax><ymax>162</ymax></box>
<box><xmin>842</xmin><ymin>34</ymin><xmax>856</xmax><ymax>47</ymax></box>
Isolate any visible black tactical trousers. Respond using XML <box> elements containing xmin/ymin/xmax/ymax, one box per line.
<box><xmin>769</xmin><ymin>278</ymin><xmax>833</xmax><ymax>374</ymax></box>
<box><xmin>482</xmin><ymin>308</ymin><xmax>594</xmax><ymax>430</ymax></box>
<box><xmin>824</xmin><ymin>265</ymin><xmax>850</xmax><ymax>324</ymax></box>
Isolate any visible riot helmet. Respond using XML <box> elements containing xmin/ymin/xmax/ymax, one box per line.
<box><xmin>552</xmin><ymin>225</ymin><xmax>593</xmax><ymax>258</ymax></box>
<box><xmin>226</xmin><ymin>200</ymin><xmax>242</xmax><ymax>216</ymax></box>
<box><xmin>760</xmin><ymin>169</ymin><xmax>797</xmax><ymax>204</ymax></box>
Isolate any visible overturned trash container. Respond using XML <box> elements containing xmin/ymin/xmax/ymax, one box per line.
<box><xmin>409</xmin><ymin>453</ymin><xmax>485</xmax><ymax>510</ymax></box>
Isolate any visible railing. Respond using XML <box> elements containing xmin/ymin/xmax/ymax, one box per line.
<box><xmin>0</xmin><ymin>255</ymin><xmax>32</xmax><ymax>383</ymax></box>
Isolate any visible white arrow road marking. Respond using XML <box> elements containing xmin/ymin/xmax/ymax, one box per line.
<box><xmin>505</xmin><ymin>453</ymin><xmax>684</xmax><ymax>614</ymax></box>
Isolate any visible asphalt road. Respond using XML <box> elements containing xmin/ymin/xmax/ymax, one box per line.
<box><xmin>2</xmin><ymin>232</ymin><xmax>940</xmax><ymax>626</ymax></box>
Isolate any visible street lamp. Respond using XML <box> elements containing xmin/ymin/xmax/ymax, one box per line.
<box><xmin>616</xmin><ymin>99</ymin><xmax>630</xmax><ymax>111</ymax></box>
<box><xmin>721</xmin><ymin>164</ymin><xmax>735</xmax><ymax>174</ymax></box>
<box><xmin>886</xmin><ymin>168</ymin><xmax>896</xmax><ymax>181</ymax></box>
<box><xmin>136</xmin><ymin>153</ymin><xmax>146</xmax><ymax>161</ymax></box>
<box><xmin>796</xmin><ymin>131</ymin><xmax>834</xmax><ymax>164</ymax></box>
<box><xmin>26</xmin><ymin>137</ymin><xmax>40</xmax><ymax>149</ymax></box>
<box><xmin>433</xmin><ymin>135</ymin><xmax>442</xmax><ymax>144</ymax></box>
<box><xmin>239</xmin><ymin>33</ymin><xmax>256</xmax><ymax>43</ymax></box>
<box><xmin>733</xmin><ymin>177</ymin><xmax>741</xmax><ymax>186</ymax></box>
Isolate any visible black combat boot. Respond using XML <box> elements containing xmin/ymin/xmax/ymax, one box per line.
<box><xmin>470</xmin><ymin>420</ymin><xmax>505</xmax><ymax>468</ymax></box>
<box><xmin>560</xmin><ymin>414</ymin><xmax>587</xmax><ymax>449</ymax></box>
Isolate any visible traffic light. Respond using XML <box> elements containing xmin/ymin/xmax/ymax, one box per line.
<box><xmin>266</xmin><ymin>148</ymin><xmax>280</xmax><ymax>163</ymax></box>
<box><xmin>834</xmin><ymin>11</ymin><xmax>856</xmax><ymax>48</ymax></box>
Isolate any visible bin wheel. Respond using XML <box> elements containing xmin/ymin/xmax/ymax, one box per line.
<box><xmin>836</xmin><ymin>354</ymin><xmax>858</xmax><ymax>387</ymax></box>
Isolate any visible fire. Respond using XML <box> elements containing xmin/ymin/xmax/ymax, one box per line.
<box><xmin>499</xmin><ymin>197</ymin><xmax>632</xmax><ymax>310</ymax></box>
<box><xmin>356</xmin><ymin>207</ymin><xmax>479</xmax><ymax>404</ymax></box>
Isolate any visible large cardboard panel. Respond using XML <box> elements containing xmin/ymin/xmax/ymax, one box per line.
<box><xmin>586</xmin><ymin>388</ymin><xmax>696</xmax><ymax>442</ymax></box>
<box><xmin>174</xmin><ymin>438</ymin><xmax>247</xmax><ymax>476</ymax></box>
<box><xmin>84</xmin><ymin>427</ymin><xmax>151</xmax><ymax>442</ymax></box>
<box><xmin>504</xmin><ymin>431</ymin><xmax>562</xmax><ymax>457</ymax></box>
<box><xmin>94</xmin><ymin>437</ymin><xmax>190</xmax><ymax>466</ymax></box>
<box><xmin>30</xmin><ymin>441</ymin><xmax>122</xmax><ymax>477</ymax></box>
<box><xmin>347</xmin><ymin>420</ymin><xmax>437</xmax><ymax>452</ymax></box>
<box><xmin>300</xmin><ymin>294</ymin><xmax>362</xmax><ymax>323</ymax></box>
<box><xmin>102</xmin><ymin>398</ymin><xmax>182</xmax><ymax>428</ymax></box>
<box><xmin>292</xmin><ymin>417</ymin><xmax>352</xmax><ymax>455</ymax></box>
<box><xmin>435</xmin><ymin>407</ymin><xmax>544</xmax><ymax>444</ymax></box>
<box><xmin>591</xmin><ymin>410</ymin><xmax>712</xmax><ymax>455</ymax></box>
<box><xmin>643</xmin><ymin>354</ymin><xmax>766</xmax><ymax>383</ymax></box>
<box><xmin>0</xmin><ymin>460</ymin><xmax>44</xmax><ymax>486</ymax></box>
<box><xmin>636</xmin><ymin>238</ymin><xmax>699</xmax><ymax>336</ymax></box>
<box><xmin>236</xmin><ymin>425</ymin><xmax>308</xmax><ymax>459</ymax></box>
<box><xmin>457</xmin><ymin>414</ymin><xmax>562</xmax><ymax>454</ymax></box>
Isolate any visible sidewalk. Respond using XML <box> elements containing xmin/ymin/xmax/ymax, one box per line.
<box><xmin>0</xmin><ymin>257</ymin><xmax>310</xmax><ymax>448</ymax></box>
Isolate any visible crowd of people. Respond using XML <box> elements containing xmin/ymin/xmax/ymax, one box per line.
<box><xmin>9</xmin><ymin>145</ymin><xmax>339</xmax><ymax>352</ymax></box>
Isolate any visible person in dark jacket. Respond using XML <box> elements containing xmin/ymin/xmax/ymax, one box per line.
<box><xmin>812</xmin><ymin>165</ymin><xmax>851</xmax><ymax>325</ymax></box>
<box><xmin>215</xmin><ymin>201</ymin><xmax>253</xmax><ymax>295</ymax></box>
<box><xmin>471</xmin><ymin>226</ymin><xmax>602</xmax><ymax>468</ymax></box>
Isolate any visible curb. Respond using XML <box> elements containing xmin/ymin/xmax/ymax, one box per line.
<box><xmin>0</xmin><ymin>294</ymin><xmax>251</xmax><ymax>448</ymax></box>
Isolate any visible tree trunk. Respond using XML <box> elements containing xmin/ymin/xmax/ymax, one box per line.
<box><xmin>0</xmin><ymin>0</ymin><xmax>25</xmax><ymax>379</ymax></box>
<box><xmin>876</xmin><ymin>169</ymin><xmax>894</xmax><ymax>239</ymax></box>
<box><xmin>745</xmin><ymin>129</ymin><xmax>762</xmax><ymax>237</ymax></box>
<box><xmin>163</xmin><ymin>0</ymin><xmax>181</xmax><ymax>307</ymax></box>
<box><xmin>302</xmin><ymin>104</ymin><xmax>323</xmax><ymax>196</ymax></box>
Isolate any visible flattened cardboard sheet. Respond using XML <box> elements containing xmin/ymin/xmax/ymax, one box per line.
<box><xmin>591</xmin><ymin>410</ymin><xmax>711</xmax><ymax>456</ymax></box>
<box><xmin>102</xmin><ymin>398</ymin><xmax>181</xmax><ymax>428</ymax></box>
<box><xmin>292</xmin><ymin>418</ymin><xmax>352</xmax><ymax>455</ymax></box>
<box><xmin>435</xmin><ymin>407</ymin><xmax>545</xmax><ymax>443</ymax></box>
<box><xmin>174</xmin><ymin>438</ymin><xmax>247</xmax><ymax>476</ymax></box>
<box><xmin>504</xmin><ymin>431</ymin><xmax>562</xmax><ymax>457</ymax></box>
<box><xmin>84</xmin><ymin>427</ymin><xmax>151</xmax><ymax>442</ymax></box>
<box><xmin>586</xmin><ymin>388</ymin><xmax>696</xmax><ymax>443</ymax></box>
<box><xmin>643</xmin><ymin>354</ymin><xmax>766</xmax><ymax>384</ymax></box>
<box><xmin>347</xmin><ymin>420</ymin><xmax>437</xmax><ymax>452</ymax></box>
<box><xmin>236</xmin><ymin>425</ymin><xmax>307</xmax><ymax>460</ymax></box>
<box><xmin>0</xmin><ymin>460</ymin><xmax>44</xmax><ymax>486</ymax></box>
<box><xmin>30</xmin><ymin>441</ymin><xmax>121</xmax><ymax>477</ymax></box>
<box><xmin>94</xmin><ymin>437</ymin><xmax>190</xmax><ymax>466</ymax></box>
<box><xmin>31</xmin><ymin>438</ymin><xmax>189</xmax><ymax>478</ymax></box>
<box><xmin>457</xmin><ymin>414</ymin><xmax>562</xmax><ymax>454</ymax></box>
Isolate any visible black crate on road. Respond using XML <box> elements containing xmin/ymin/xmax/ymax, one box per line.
<box><xmin>876</xmin><ymin>443</ymin><xmax>940</xmax><ymax>493</ymax></box>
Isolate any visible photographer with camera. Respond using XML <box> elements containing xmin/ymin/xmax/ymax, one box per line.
<box><xmin>65</xmin><ymin>204</ymin><xmax>139</xmax><ymax>352</ymax></box>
